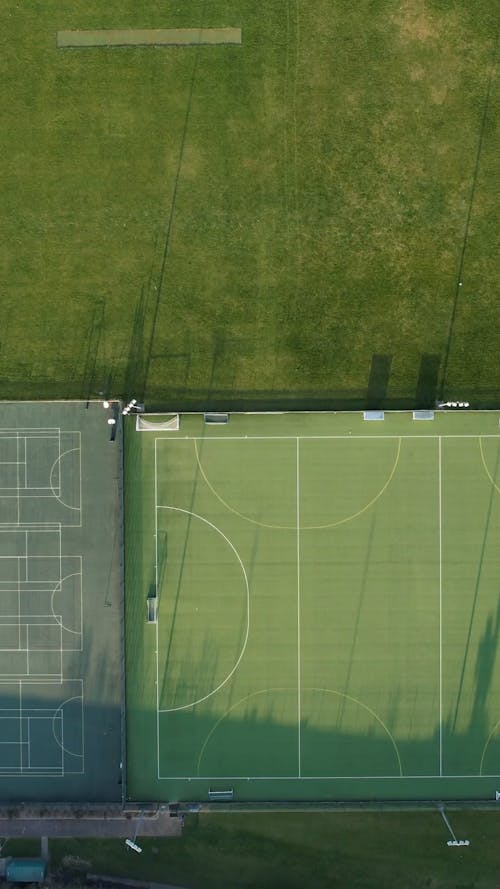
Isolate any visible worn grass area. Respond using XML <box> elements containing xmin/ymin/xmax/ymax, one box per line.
<box><xmin>49</xmin><ymin>812</ymin><xmax>500</xmax><ymax>889</ymax></box>
<box><xmin>0</xmin><ymin>0</ymin><xmax>498</xmax><ymax>406</ymax></box>
<box><xmin>57</xmin><ymin>29</ymin><xmax>242</xmax><ymax>47</ymax></box>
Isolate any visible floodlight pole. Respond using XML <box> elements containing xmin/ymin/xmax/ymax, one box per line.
<box><xmin>439</xmin><ymin>806</ymin><xmax>470</xmax><ymax>847</ymax></box>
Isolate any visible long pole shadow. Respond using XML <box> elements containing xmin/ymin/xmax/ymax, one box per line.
<box><xmin>451</xmin><ymin>441</ymin><xmax>500</xmax><ymax>731</ymax></box>
<box><xmin>439</xmin><ymin>27</ymin><xmax>499</xmax><ymax>402</ymax></box>
<box><xmin>142</xmin><ymin>1</ymin><xmax>208</xmax><ymax>399</ymax></box>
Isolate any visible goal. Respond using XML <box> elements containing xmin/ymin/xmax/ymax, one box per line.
<box><xmin>135</xmin><ymin>413</ymin><xmax>180</xmax><ymax>432</ymax></box>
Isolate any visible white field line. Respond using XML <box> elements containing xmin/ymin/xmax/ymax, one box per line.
<box><xmin>296</xmin><ymin>437</ymin><xmax>301</xmax><ymax>777</ymax></box>
<box><xmin>155</xmin><ymin>439</ymin><xmax>160</xmax><ymax>780</ymax></box>
<box><xmin>155</xmin><ymin>433</ymin><xmax>487</xmax><ymax>784</ymax></box>
<box><xmin>439</xmin><ymin>436</ymin><xmax>443</xmax><ymax>776</ymax></box>
<box><xmin>19</xmin><ymin>679</ymin><xmax>22</xmax><ymax>774</ymax></box>
<box><xmin>155</xmin><ymin>434</ymin><xmax>500</xmax><ymax>441</ymax></box>
<box><xmin>157</xmin><ymin>773</ymin><xmax>499</xmax><ymax>780</ymax></box>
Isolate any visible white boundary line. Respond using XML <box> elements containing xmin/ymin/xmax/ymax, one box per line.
<box><xmin>154</xmin><ymin>433</ymin><xmax>500</xmax><ymax>785</ymax></box>
<box><xmin>439</xmin><ymin>436</ymin><xmax>443</xmax><ymax>776</ymax></box>
<box><xmin>16</xmin><ymin>433</ymin><xmax>20</xmax><ymax>526</ymax></box>
<box><xmin>19</xmin><ymin>680</ymin><xmax>22</xmax><ymax>774</ymax></box>
<box><xmin>156</xmin><ymin>434</ymin><xmax>500</xmax><ymax>441</ymax></box>
<box><xmin>296</xmin><ymin>437</ymin><xmax>301</xmax><ymax>778</ymax></box>
<box><xmin>155</xmin><ymin>440</ymin><xmax>160</xmax><ymax>781</ymax></box>
<box><xmin>158</xmin><ymin>773</ymin><xmax>500</xmax><ymax>780</ymax></box>
<box><xmin>0</xmin><ymin>423</ymin><xmax>86</xmax><ymax>779</ymax></box>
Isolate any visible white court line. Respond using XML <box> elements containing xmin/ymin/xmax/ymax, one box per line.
<box><xmin>61</xmin><ymin>705</ymin><xmax>65</xmax><ymax>777</ymax></box>
<box><xmin>16</xmin><ymin>433</ymin><xmax>20</xmax><ymax>526</ymax></box>
<box><xmin>79</xmin><ymin>679</ymin><xmax>85</xmax><ymax>773</ymax></box>
<box><xmin>24</xmin><ymin>531</ymin><xmax>28</xmax><ymax>583</ymax></box>
<box><xmin>439</xmin><ymin>436</ymin><xmax>443</xmax><ymax>777</ymax></box>
<box><xmin>58</xmin><ymin>428</ymin><xmax>61</xmax><ymax>497</ymax></box>
<box><xmin>0</xmin><ymin>428</ymin><xmax>59</xmax><ymax>434</ymax></box>
<box><xmin>79</xmin><ymin>431</ymin><xmax>82</xmax><ymax>516</ymax></box>
<box><xmin>19</xmin><ymin>680</ymin><xmax>22</xmax><ymax>774</ymax></box>
<box><xmin>17</xmin><ymin>555</ymin><xmax>21</xmax><ymax>652</ymax></box>
<box><xmin>296</xmin><ymin>437</ymin><xmax>301</xmax><ymax>778</ymax></box>
<box><xmin>0</xmin><ymin>491</ymin><xmax>58</xmax><ymax>495</ymax></box>
<box><xmin>59</xmin><ymin>527</ymin><xmax>62</xmax><ymax>609</ymax></box>
<box><xmin>59</xmin><ymin>612</ymin><xmax>63</xmax><ymax>685</ymax></box>
<box><xmin>27</xmin><ymin>717</ymin><xmax>30</xmax><ymax>768</ymax></box>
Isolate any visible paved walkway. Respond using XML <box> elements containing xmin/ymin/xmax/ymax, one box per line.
<box><xmin>0</xmin><ymin>813</ymin><xmax>182</xmax><ymax>838</ymax></box>
<box><xmin>88</xmin><ymin>874</ymin><xmax>188</xmax><ymax>889</ymax></box>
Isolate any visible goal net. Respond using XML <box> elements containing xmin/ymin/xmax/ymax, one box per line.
<box><xmin>136</xmin><ymin>414</ymin><xmax>180</xmax><ymax>432</ymax></box>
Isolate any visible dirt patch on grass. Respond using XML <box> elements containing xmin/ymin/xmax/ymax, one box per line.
<box><xmin>62</xmin><ymin>856</ymin><xmax>91</xmax><ymax>871</ymax></box>
<box><xmin>430</xmin><ymin>83</ymin><xmax>449</xmax><ymax>104</ymax></box>
<box><xmin>410</xmin><ymin>63</ymin><xmax>425</xmax><ymax>81</ymax></box>
<box><xmin>392</xmin><ymin>0</ymin><xmax>440</xmax><ymax>43</ymax></box>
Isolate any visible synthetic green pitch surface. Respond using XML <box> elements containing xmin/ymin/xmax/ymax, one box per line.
<box><xmin>125</xmin><ymin>411</ymin><xmax>500</xmax><ymax>803</ymax></box>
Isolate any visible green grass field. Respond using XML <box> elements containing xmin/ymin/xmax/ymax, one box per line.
<box><xmin>125</xmin><ymin>410</ymin><xmax>500</xmax><ymax>803</ymax></box>
<box><xmin>1</xmin><ymin>1</ymin><xmax>499</xmax><ymax>407</ymax></box>
<box><xmin>48</xmin><ymin>813</ymin><xmax>500</xmax><ymax>889</ymax></box>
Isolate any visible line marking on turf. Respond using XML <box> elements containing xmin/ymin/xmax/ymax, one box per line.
<box><xmin>154</xmin><ymin>432</ymin><xmax>500</xmax><ymax>786</ymax></box>
<box><xmin>158</xmin><ymin>434</ymin><xmax>500</xmax><ymax>441</ymax></box>
<box><xmin>479</xmin><ymin>717</ymin><xmax>500</xmax><ymax>775</ymax></box>
<box><xmin>156</xmin><ymin>506</ymin><xmax>250</xmax><ymax>714</ymax></box>
<box><xmin>439</xmin><ymin>436</ymin><xmax>443</xmax><ymax>777</ymax></box>
<box><xmin>160</xmin><ymin>774</ymin><xmax>498</xmax><ymax>780</ymax></box>
<box><xmin>195</xmin><ymin>687</ymin><xmax>293</xmax><ymax>776</ymax></box>
<box><xmin>190</xmin><ymin>686</ymin><xmax>403</xmax><ymax>779</ymax></box>
<box><xmin>296</xmin><ymin>437</ymin><xmax>301</xmax><ymax>777</ymax></box>
<box><xmin>479</xmin><ymin>437</ymin><xmax>500</xmax><ymax>494</ymax></box>
<box><xmin>155</xmin><ymin>441</ymin><xmax>160</xmax><ymax>781</ymax></box>
<box><xmin>192</xmin><ymin>437</ymin><xmax>401</xmax><ymax>530</ymax></box>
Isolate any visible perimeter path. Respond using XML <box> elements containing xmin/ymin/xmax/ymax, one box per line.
<box><xmin>0</xmin><ymin>812</ymin><xmax>181</xmax><ymax>838</ymax></box>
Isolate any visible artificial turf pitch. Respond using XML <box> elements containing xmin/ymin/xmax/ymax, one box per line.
<box><xmin>125</xmin><ymin>410</ymin><xmax>500</xmax><ymax>804</ymax></box>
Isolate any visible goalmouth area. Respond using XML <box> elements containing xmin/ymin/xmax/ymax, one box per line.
<box><xmin>124</xmin><ymin>410</ymin><xmax>500</xmax><ymax>806</ymax></box>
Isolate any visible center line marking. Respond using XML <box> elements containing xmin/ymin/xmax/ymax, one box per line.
<box><xmin>296</xmin><ymin>437</ymin><xmax>301</xmax><ymax>777</ymax></box>
<box><xmin>438</xmin><ymin>436</ymin><xmax>443</xmax><ymax>777</ymax></box>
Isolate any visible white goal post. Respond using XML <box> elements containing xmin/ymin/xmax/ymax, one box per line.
<box><xmin>135</xmin><ymin>413</ymin><xmax>180</xmax><ymax>431</ymax></box>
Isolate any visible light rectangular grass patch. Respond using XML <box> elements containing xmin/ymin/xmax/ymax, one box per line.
<box><xmin>56</xmin><ymin>28</ymin><xmax>242</xmax><ymax>48</ymax></box>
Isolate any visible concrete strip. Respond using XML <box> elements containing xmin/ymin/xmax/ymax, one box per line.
<box><xmin>0</xmin><ymin>813</ymin><xmax>182</xmax><ymax>838</ymax></box>
<box><xmin>88</xmin><ymin>875</ymin><xmax>188</xmax><ymax>889</ymax></box>
<box><xmin>57</xmin><ymin>28</ymin><xmax>242</xmax><ymax>48</ymax></box>
<box><xmin>41</xmin><ymin>836</ymin><xmax>49</xmax><ymax>861</ymax></box>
